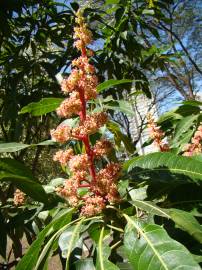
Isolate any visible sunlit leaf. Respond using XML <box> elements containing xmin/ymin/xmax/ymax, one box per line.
<box><xmin>124</xmin><ymin>214</ymin><xmax>201</xmax><ymax>270</ymax></box>
<box><xmin>19</xmin><ymin>98</ymin><xmax>63</xmax><ymax>116</ymax></box>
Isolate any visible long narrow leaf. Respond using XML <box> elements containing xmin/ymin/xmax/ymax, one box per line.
<box><xmin>19</xmin><ymin>98</ymin><xmax>63</xmax><ymax>116</ymax></box>
<box><xmin>16</xmin><ymin>209</ymin><xmax>73</xmax><ymax>270</ymax></box>
<box><xmin>124</xmin><ymin>152</ymin><xmax>202</xmax><ymax>182</ymax></box>
<box><xmin>97</xmin><ymin>79</ymin><xmax>133</xmax><ymax>92</ymax></box>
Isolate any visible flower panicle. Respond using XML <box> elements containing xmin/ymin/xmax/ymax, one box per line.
<box><xmin>51</xmin><ymin>9</ymin><xmax>121</xmax><ymax>216</ymax></box>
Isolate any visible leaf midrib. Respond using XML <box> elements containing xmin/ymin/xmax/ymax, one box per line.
<box><xmin>98</xmin><ymin>227</ymin><xmax>105</xmax><ymax>270</ymax></box>
<box><xmin>131</xmin><ymin>167</ymin><xmax>202</xmax><ymax>179</ymax></box>
<box><xmin>124</xmin><ymin>215</ymin><xmax>169</xmax><ymax>270</ymax></box>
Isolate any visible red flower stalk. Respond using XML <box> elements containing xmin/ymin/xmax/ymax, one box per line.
<box><xmin>147</xmin><ymin>113</ymin><xmax>169</xmax><ymax>152</ymax></box>
<box><xmin>51</xmin><ymin>9</ymin><xmax>121</xmax><ymax>216</ymax></box>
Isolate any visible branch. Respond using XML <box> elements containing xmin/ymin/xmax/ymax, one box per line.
<box><xmin>157</xmin><ymin>22</ymin><xmax>202</xmax><ymax>76</ymax></box>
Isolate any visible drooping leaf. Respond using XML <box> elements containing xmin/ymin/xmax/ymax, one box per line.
<box><xmin>59</xmin><ymin>226</ymin><xmax>82</xmax><ymax>258</ymax></box>
<box><xmin>171</xmin><ymin>115</ymin><xmax>198</xmax><ymax>147</ymax></box>
<box><xmin>124</xmin><ymin>152</ymin><xmax>202</xmax><ymax>182</ymax></box>
<box><xmin>0</xmin><ymin>158</ymin><xmax>49</xmax><ymax>203</ymax></box>
<box><xmin>169</xmin><ymin>208</ymin><xmax>202</xmax><ymax>244</ymax></box>
<box><xmin>0</xmin><ymin>173</ymin><xmax>49</xmax><ymax>203</ymax></box>
<box><xmin>0</xmin><ymin>158</ymin><xmax>34</xmax><ymax>179</ymax></box>
<box><xmin>124</xmin><ymin>214</ymin><xmax>201</xmax><ymax>270</ymax></box>
<box><xmin>96</xmin><ymin>227</ymin><xmax>119</xmax><ymax>270</ymax></box>
<box><xmin>37</xmin><ymin>140</ymin><xmax>56</xmax><ymax>146</ymax></box>
<box><xmin>129</xmin><ymin>187</ymin><xmax>147</xmax><ymax>201</ymax></box>
<box><xmin>107</xmin><ymin>121</ymin><xmax>135</xmax><ymax>153</ymax></box>
<box><xmin>19</xmin><ymin>98</ymin><xmax>64</xmax><ymax>116</ymax></box>
<box><xmin>0</xmin><ymin>142</ymin><xmax>30</xmax><ymax>153</ymax></box>
<box><xmin>97</xmin><ymin>79</ymin><xmax>133</xmax><ymax>92</ymax></box>
<box><xmin>131</xmin><ymin>199</ymin><xmax>170</xmax><ymax>218</ymax></box>
<box><xmin>130</xmin><ymin>200</ymin><xmax>202</xmax><ymax>244</ymax></box>
<box><xmin>65</xmin><ymin>218</ymin><xmax>84</xmax><ymax>270</ymax></box>
<box><xmin>182</xmin><ymin>100</ymin><xmax>202</xmax><ymax>107</ymax></box>
<box><xmin>0</xmin><ymin>140</ymin><xmax>56</xmax><ymax>153</ymax></box>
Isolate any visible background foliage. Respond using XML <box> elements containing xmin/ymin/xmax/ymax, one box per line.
<box><xmin>0</xmin><ymin>0</ymin><xmax>202</xmax><ymax>269</ymax></box>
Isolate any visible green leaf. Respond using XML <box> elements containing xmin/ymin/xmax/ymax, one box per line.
<box><xmin>130</xmin><ymin>199</ymin><xmax>202</xmax><ymax>243</ymax></box>
<box><xmin>19</xmin><ymin>98</ymin><xmax>64</xmax><ymax>116</ymax></box>
<box><xmin>0</xmin><ymin>213</ymin><xmax>7</xmax><ymax>259</ymax></box>
<box><xmin>16</xmin><ymin>209</ymin><xmax>73</xmax><ymax>270</ymax></box>
<box><xmin>131</xmin><ymin>200</ymin><xmax>170</xmax><ymax>218</ymax></box>
<box><xmin>65</xmin><ymin>218</ymin><xmax>85</xmax><ymax>270</ymax></box>
<box><xmin>0</xmin><ymin>140</ymin><xmax>56</xmax><ymax>153</ymax></box>
<box><xmin>169</xmin><ymin>209</ymin><xmax>202</xmax><ymax>244</ymax></box>
<box><xmin>123</xmin><ymin>214</ymin><xmax>201</xmax><ymax>270</ymax></box>
<box><xmin>96</xmin><ymin>227</ymin><xmax>119</xmax><ymax>270</ymax></box>
<box><xmin>124</xmin><ymin>152</ymin><xmax>202</xmax><ymax>182</ymax></box>
<box><xmin>59</xmin><ymin>226</ymin><xmax>82</xmax><ymax>258</ymax></box>
<box><xmin>0</xmin><ymin>158</ymin><xmax>49</xmax><ymax>203</ymax></box>
<box><xmin>104</xmin><ymin>100</ymin><xmax>134</xmax><ymax>116</ymax></box>
<box><xmin>97</xmin><ymin>79</ymin><xmax>133</xmax><ymax>93</ymax></box>
<box><xmin>75</xmin><ymin>258</ymin><xmax>95</xmax><ymax>270</ymax></box>
<box><xmin>182</xmin><ymin>100</ymin><xmax>202</xmax><ymax>107</ymax></box>
<box><xmin>0</xmin><ymin>158</ymin><xmax>35</xmax><ymax>179</ymax></box>
<box><xmin>107</xmin><ymin>121</ymin><xmax>135</xmax><ymax>153</ymax></box>
<box><xmin>0</xmin><ymin>173</ymin><xmax>49</xmax><ymax>203</ymax></box>
<box><xmin>77</xmin><ymin>187</ymin><xmax>89</xmax><ymax>197</ymax></box>
<box><xmin>171</xmin><ymin>115</ymin><xmax>198</xmax><ymax>147</ymax></box>
<box><xmin>37</xmin><ymin>140</ymin><xmax>56</xmax><ymax>146</ymax></box>
<box><xmin>105</xmin><ymin>0</ymin><xmax>120</xmax><ymax>4</ymax></box>
<box><xmin>0</xmin><ymin>142</ymin><xmax>29</xmax><ymax>153</ymax></box>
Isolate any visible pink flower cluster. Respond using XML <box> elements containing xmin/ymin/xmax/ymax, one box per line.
<box><xmin>147</xmin><ymin>114</ymin><xmax>169</xmax><ymax>152</ymax></box>
<box><xmin>56</xmin><ymin>92</ymin><xmax>81</xmax><ymax>118</ymax></box>
<box><xmin>51</xmin><ymin>112</ymin><xmax>108</xmax><ymax>142</ymax></box>
<box><xmin>51</xmin><ymin>9</ymin><xmax>121</xmax><ymax>217</ymax></box>
<box><xmin>183</xmin><ymin>125</ymin><xmax>202</xmax><ymax>156</ymax></box>
<box><xmin>53</xmin><ymin>148</ymin><xmax>74</xmax><ymax>165</ymax></box>
<box><xmin>14</xmin><ymin>189</ymin><xmax>25</xmax><ymax>206</ymax></box>
<box><xmin>93</xmin><ymin>139</ymin><xmax>112</xmax><ymax>157</ymax></box>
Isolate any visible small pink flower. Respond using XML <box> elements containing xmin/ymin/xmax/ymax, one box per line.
<box><xmin>51</xmin><ymin>124</ymin><xmax>72</xmax><ymax>143</ymax></box>
<box><xmin>68</xmin><ymin>154</ymin><xmax>90</xmax><ymax>172</ymax></box>
<box><xmin>53</xmin><ymin>148</ymin><xmax>74</xmax><ymax>165</ymax></box>
<box><xmin>56</xmin><ymin>92</ymin><xmax>82</xmax><ymax>118</ymax></box>
<box><xmin>93</xmin><ymin>139</ymin><xmax>112</xmax><ymax>157</ymax></box>
<box><xmin>81</xmin><ymin>195</ymin><xmax>105</xmax><ymax>217</ymax></box>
